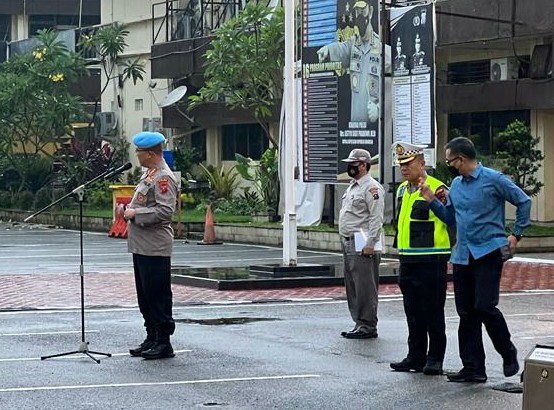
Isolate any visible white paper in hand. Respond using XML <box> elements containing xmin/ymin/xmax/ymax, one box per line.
<box><xmin>354</xmin><ymin>230</ymin><xmax>384</xmax><ymax>253</ymax></box>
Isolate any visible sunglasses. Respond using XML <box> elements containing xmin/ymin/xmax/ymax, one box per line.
<box><xmin>445</xmin><ymin>156</ymin><xmax>461</xmax><ymax>166</ymax></box>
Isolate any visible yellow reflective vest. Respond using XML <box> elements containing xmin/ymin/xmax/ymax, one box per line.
<box><xmin>395</xmin><ymin>175</ymin><xmax>451</xmax><ymax>256</ymax></box>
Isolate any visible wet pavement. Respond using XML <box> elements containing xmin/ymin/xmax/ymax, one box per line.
<box><xmin>0</xmin><ymin>221</ymin><xmax>553</xmax><ymax>409</ymax></box>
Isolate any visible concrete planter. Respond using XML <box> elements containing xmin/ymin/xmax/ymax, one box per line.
<box><xmin>1</xmin><ymin>209</ymin><xmax>553</xmax><ymax>253</ymax></box>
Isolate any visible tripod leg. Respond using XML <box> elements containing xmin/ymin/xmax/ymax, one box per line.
<box><xmin>41</xmin><ymin>351</ymin><xmax>80</xmax><ymax>360</ymax></box>
<box><xmin>83</xmin><ymin>352</ymin><xmax>101</xmax><ymax>364</ymax></box>
<box><xmin>88</xmin><ymin>350</ymin><xmax>112</xmax><ymax>358</ymax></box>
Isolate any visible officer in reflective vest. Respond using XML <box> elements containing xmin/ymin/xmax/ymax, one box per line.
<box><xmin>389</xmin><ymin>142</ymin><xmax>452</xmax><ymax>375</ymax></box>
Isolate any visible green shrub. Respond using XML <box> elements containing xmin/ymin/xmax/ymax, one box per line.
<box><xmin>199</xmin><ymin>163</ymin><xmax>241</xmax><ymax>200</ymax></box>
<box><xmin>34</xmin><ymin>187</ymin><xmax>52</xmax><ymax>210</ymax></box>
<box><xmin>13</xmin><ymin>190</ymin><xmax>35</xmax><ymax>210</ymax></box>
<box><xmin>87</xmin><ymin>182</ymin><xmax>113</xmax><ymax>208</ymax></box>
<box><xmin>215</xmin><ymin>190</ymin><xmax>266</xmax><ymax>215</ymax></box>
<box><xmin>0</xmin><ymin>190</ymin><xmax>12</xmax><ymax>208</ymax></box>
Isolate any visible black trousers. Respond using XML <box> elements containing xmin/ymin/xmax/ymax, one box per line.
<box><xmin>399</xmin><ymin>258</ymin><xmax>447</xmax><ymax>363</ymax></box>
<box><xmin>133</xmin><ymin>254</ymin><xmax>175</xmax><ymax>338</ymax></box>
<box><xmin>453</xmin><ymin>249</ymin><xmax>514</xmax><ymax>374</ymax></box>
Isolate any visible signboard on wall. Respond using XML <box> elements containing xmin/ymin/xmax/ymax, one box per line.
<box><xmin>301</xmin><ymin>0</ymin><xmax>382</xmax><ymax>182</ymax></box>
<box><xmin>391</xmin><ymin>2</ymin><xmax>436</xmax><ymax>166</ymax></box>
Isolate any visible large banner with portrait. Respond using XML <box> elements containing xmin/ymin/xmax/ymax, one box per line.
<box><xmin>301</xmin><ymin>0</ymin><xmax>382</xmax><ymax>182</ymax></box>
<box><xmin>391</xmin><ymin>2</ymin><xmax>436</xmax><ymax>166</ymax></box>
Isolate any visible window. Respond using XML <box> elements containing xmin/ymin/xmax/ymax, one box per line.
<box><xmin>221</xmin><ymin>124</ymin><xmax>269</xmax><ymax>160</ymax></box>
<box><xmin>191</xmin><ymin>129</ymin><xmax>207</xmax><ymax>161</ymax></box>
<box><xmin>29</xmin><ymin>14</ymin><xmax>100</xmax><ymax>36</ymax></box>
<box><xmin>448</xmin><ymin>110</ymin><xmax>530</xmax><ymax>155</ymax></box>
<box><xmin>134</xmin><ymin>99</ymin><xmax>143</xmax><ymax>112</ymax></box>
<box><xmin>0</xmin><ymin>14</ymin><xmax>10</xmax><ymax>42</ymax></box>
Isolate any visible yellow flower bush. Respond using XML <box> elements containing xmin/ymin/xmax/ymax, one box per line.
<box><xmin>32</xmin><ymin>47</ymin><xmax>48</xmax><ymax>61</ymax></box>
<box><xmin>49</xmin><ymin>73</ymin><xmax>65</xmax><ymax>82</ymax></box>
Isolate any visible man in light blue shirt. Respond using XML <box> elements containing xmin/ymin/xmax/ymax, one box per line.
<box><xmin>420</xmin><ymin>137</ymin><xmax>531</xmax><ymax>383</ymax></box>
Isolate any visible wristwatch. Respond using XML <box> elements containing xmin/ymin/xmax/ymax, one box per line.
<box><xmin>511</xmin><ymin>233</ymin><xmax>523</xmax><ymax>242</ymax></box>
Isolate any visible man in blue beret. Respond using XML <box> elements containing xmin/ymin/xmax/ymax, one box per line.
<box><xmin>124</xmin><ymin>131</ymin><xmax>178</xmax><ymax>360</ymax></box>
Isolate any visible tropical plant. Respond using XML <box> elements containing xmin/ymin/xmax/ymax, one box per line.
<box><xmin>198</xmin><ymin>163</ymin><xmax>241</xmax><ymax>200</ymax></box>
<box><xmin>494</xmin><ymin>120</ymin><xmax>544</xmax><ymax>197</ymax></box>
<box><xmin>0</xmin><ymin>30</ymin><xmax>87</xmax><ymax>189</ymax></box>
<box><xmin>189</xmin><ymin>4</ymin><xmax>285</xmax><ymax>146</ymax></box>
<box><xmin>235</xmin><ymin>146</ymin><xmax>279</xmax><ymax>214</ymax></box>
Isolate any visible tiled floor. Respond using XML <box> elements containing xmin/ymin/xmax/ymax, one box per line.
<box><xmin>0</xmin><ymin>259</ymin><xmax>552</xmax><ymax>310</ymax></box>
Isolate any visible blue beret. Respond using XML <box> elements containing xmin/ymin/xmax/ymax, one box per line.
<box><xmin>132</xmin><ymin>132</ymin><xmax>166</xmax><ymax>148</ymax></box>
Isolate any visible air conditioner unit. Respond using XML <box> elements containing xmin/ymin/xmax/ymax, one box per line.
<box><xmin>490</xmin><ymin>57</ymin><xmax>519</xmax><ymax>81</ymax></box>
<box><xmin>94</xmin><ymin>112</ymin><xmax>117</xmax><ymax>137</ymax></box>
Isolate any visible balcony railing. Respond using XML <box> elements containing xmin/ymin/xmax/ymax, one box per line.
<box><xmin>152</xmin><ymin>0</ymin><xmax>243</xmax><ymax>44</ymax></box>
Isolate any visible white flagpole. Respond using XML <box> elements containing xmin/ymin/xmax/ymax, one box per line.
<box><xmin>283</xmin><ymin>0</ymin><xmax>297</xmax><ymax>266</ymax></box>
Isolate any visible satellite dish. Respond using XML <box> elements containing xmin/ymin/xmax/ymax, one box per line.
<box><xmin>158</xmin><ymin>85</ymin><xmax>194</xmax><ymax>123</ymax></box>
<box><xmin>158</xmin><ymin>86</ymin><xmax>188</xmax><ymax>108</ymax></box>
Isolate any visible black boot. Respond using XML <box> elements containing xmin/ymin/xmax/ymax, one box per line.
<box><xmin>141</xmin><ymin>334</ymin><xmax>175</xmax><ymax>360</ymax></box>
<box><xmin>129</xmin><ymin>329</ymin><xmax>156</xmax><ymax>357</ymax></box>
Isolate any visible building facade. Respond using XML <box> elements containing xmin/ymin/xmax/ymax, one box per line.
<box><xmin>100</xmin><ymin>0</ymin><xmax>553</xmax><ymax>222</ymax></box>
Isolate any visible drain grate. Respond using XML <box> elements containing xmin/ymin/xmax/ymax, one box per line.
<box><xmin>175</xmin><ymin>317</ymin><xmax>279</xmax><ymax>325</ymax></box>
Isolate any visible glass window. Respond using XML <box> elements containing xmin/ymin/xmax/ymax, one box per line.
<box><xmin>190</xmin><ymin>129</ymin><xmax>207</xmax><ymax>161</ymax></box>
<box><xmin>447</xmin><ymin>110</ymin><xmax>530</xmax><ymax>156</ymax></box>
<box><xmin>221</xmin><ymin>124</ymin><xmax>269</xmax><ymax>160</ymax></box>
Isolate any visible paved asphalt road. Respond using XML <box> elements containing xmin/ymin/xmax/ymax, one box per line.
<box><xmin>0</xmin><ymin>222</ymin><xmax>345</xmax><ymax>274</ymax></box>
<box><xmin>0</xmin><ymin>221</ymin><xmax>553</xmax><ymax>409</ymax></box>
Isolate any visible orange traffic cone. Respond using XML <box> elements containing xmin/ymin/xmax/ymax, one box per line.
<box><xmin>108</xmin><ymin>203</ymin><xmax>128</xmax><ymax>238</ymax></box>
<box><xmin>197</xmin><ymin>204</ymin><xmax>222</xmax><ymax>245</ymax></box>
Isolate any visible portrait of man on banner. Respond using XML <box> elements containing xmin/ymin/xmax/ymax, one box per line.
<box><xmin>316</xmin><ymin>0</ymin><xmax>381</xmax><ymax>126</ymax></box>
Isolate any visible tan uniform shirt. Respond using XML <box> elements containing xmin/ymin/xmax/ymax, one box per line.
<box><xmin>338</xmin><ymin>174</ymin><xmax>385</xmax><ymax>248</ymax></box>
<box><xmin>127</xmin><ymin>160</ymin><xmax>177</xmax><ymax>257</ymax></box>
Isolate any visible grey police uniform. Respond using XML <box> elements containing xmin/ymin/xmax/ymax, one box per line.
<box><xmin>127</xmin><ymin>160</ymin><xmax>177</xmax><ymax>345</ymax></box>
<box><xmin>339</xmin><ymin>174</ymin><xmax>385</xmax><ymax>334</ymax></box>
<box><xmin>325</xmin><ymin>31</ymin><xmax>380</xmax><ymax>123</ymax></box>
<box><xmin>128</xmin><ymin>161</ymin><xmax>177</xmax><ymax>256</ymax></box>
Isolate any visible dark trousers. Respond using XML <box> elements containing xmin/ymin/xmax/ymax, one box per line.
<box><xmin>133</xmin><ymin>254</ymin><xmax>175</xmax><ymax>339</ymax></box>
<box><xmin>342</xmin><ymin>241</ymin><xmax>380</xmax><ymax>333</ymax></box>
<box><xmin>399</xmin><ymin>259</ymin><xmax>447</xmax><ymax>364</ymax></box>
<box><xmin>453</xmin><ymin>249</ymin><xmax>514</xmax><ymax>374</ymax></box>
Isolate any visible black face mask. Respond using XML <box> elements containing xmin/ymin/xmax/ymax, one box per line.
<box><xmin>347</xmin><ymin>164</ymin><xmax>360</xmax><ymax>178</ymax></box>
<box><xmin>355</xmin><ymin>15</ymin><xmax>369</xmax><ymax>38</ymax></box>
<box><xmin>447</xmin><ymin>166</ymin><xmax>460</xmax><ymax>177</ymax></box>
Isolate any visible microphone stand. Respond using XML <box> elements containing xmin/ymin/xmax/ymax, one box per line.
<box><xmin>25</xmin><ymin>168</ymin><xmax>118</xmax><ymax>363</ymax></box>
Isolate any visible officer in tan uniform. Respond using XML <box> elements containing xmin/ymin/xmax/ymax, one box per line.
<box><xmin>124</xmin><ymin>131</ymin><xmax>178</xmax><ymax>360</ymax></box>
<box><xmin>339</xmin><ymin>148</ymin><xmax>385</xmax><ymax>339</ymax></box>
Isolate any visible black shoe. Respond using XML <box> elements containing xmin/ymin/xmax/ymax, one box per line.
<box><xmin>342</xmin><ymin>329</ymin><xmax>378</xmax><ymax>339</ymax></box>
<box><xmin>340</xmin><ymin>328</ymin><xmax>358</xmax><ymax>337</ymax></box>
<box><xmin>447</xmin><ymin>369</ymin><xmax>487</xmax><ymax>383</ymax></box>
<box><xmin>503</xmin><ymin>347</ymin><xmax>520</xmax><ymax>377</ymax></box>
<box><xmin>129</xmin><ymin>339</ymin><xmax>156</xmax><ymax>357</ymax></box>
<box><xmin>423</xmin><ymin>359</ymin><xmax>443</xmax><ymax>375</ymax></box>
<box><xmin>141</xmin><ymin>342</ymin><xmax>175</xmax><ymax>360</ymax></box>
<box><xmin>390</xmin><ymin>358</ymin><xmax>424</xmax><ymax>372</ymax></box>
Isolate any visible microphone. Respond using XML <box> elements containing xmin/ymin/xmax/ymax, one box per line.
<box><xmin>104</xmin><ymin>162</ymin><xmax>132</xmax><ymax>180</ymax></box>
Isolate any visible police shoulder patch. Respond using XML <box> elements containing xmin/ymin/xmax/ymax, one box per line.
<box><xmin>369</xmin><ymin>187</ymin><xmax>379</xmax><ymax>200</ymax></box>
<box><xmin>158</xmin><ymin>177</ymin><xmax>169</xmax><ymax>194</ymax></box>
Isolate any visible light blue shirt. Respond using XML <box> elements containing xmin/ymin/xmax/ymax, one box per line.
<box><xmin>429</xmin><ymin>164</ymin><xmax>531</xmax><ymax>265</ymax></box>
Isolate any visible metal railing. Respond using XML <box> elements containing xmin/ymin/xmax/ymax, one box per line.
<box><xmin>152</xmin><ymin>0</ymin><xmax>243</xmax><ymax>44</ymax></box>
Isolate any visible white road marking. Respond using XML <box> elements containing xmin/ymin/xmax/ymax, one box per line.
<box><xmin>0</xmin><ymin>330</ymin><xmax>99</xmax><ymax>337</ymax></box>
<box><xmin>0</xmin><ymin>349</ymin><xmax>192</xmax><ymax>363</ymax></box>
<box><xmin>519</xmin><ymin>335</ymin><xmax>554</xmax><ymax>340</ymax></box>
<box><xmin>0</xmin><ymin>374</ymin><xmax>321</xmax><ymax>393</ymax></box>
<box><xmin>511</xmin><ymin>256</ymin><xmax>554</xmax><ymax>265</ymax></box>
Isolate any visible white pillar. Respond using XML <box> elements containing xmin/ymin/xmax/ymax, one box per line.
<box><xmin>282</xmin><ymin>0</ymin><xmax>297</xmax><ymax>266</ymax></box>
